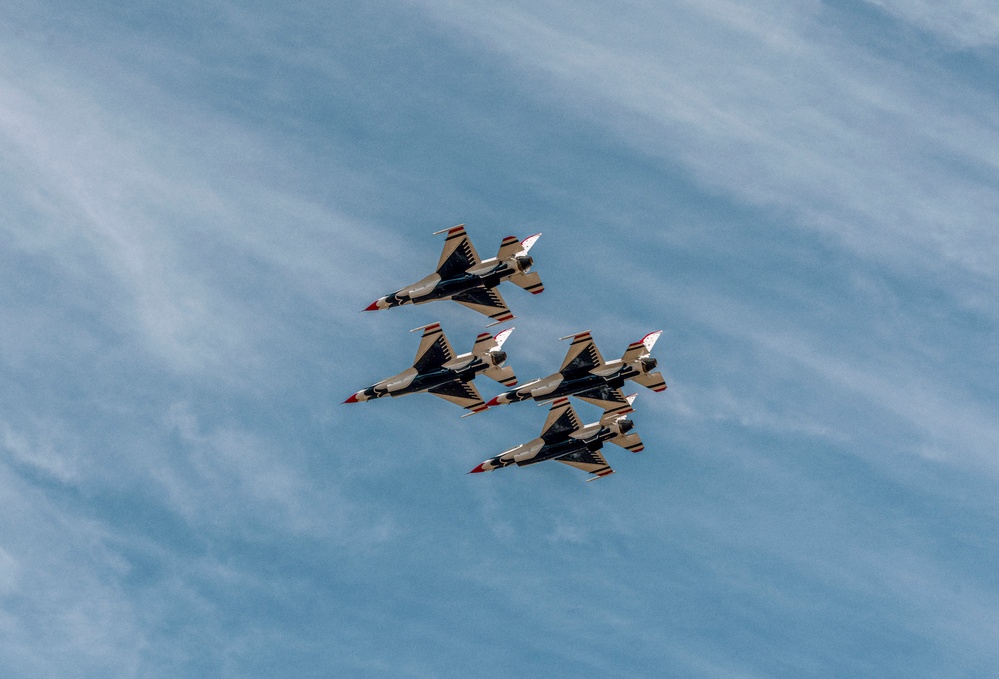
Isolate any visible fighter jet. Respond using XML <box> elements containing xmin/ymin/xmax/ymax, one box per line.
<box><xmin>485</xmin><ymin>330</ymin><xmax>666</xmax><ymax>414</ymax></box>
<box><xmin>364</xmin><ymin>224</ymin><xmax>543</xmax><ymax>326</ymax></box>
<box><xmin>344</xmin><ymin>323</ymin><xmax>516</xmax><ymax>414</ymax></box>
<box><xmin>469</xmin><ymin>395</ymin><xmax>643</xmax><ymax>480</ymax></box>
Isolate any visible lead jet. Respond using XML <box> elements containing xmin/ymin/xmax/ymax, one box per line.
<box><xmin>485</xmin><ymin>330</ymin><xmax>666</xmax><ymax>414</ymax></box>
<box><xmin>364</xmin><ymin>224</ymin><xmax>543</xmax><ymax>326</ymax></box>
<box><xmin>469</xmin><ymin>395</ymin><xmax>643</xmax><ymax>480</ymax></box>
<box><xmin>344</xmin><ymin>323</ymin><xmax>516</xmax><ymax>414</ymax></box>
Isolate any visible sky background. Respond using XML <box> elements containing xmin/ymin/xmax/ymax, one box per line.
<box><xmin>3</xmin><ymin>1</ymin><xmax>999</xmax><ymax>677</ymax></box>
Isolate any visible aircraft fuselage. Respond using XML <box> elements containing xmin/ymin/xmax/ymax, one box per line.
<box><xmin>377</xmin><ymin>263</ymin><xmax>514</xmax><ymax>309</ymax></box>
<box><xmin>354</xmin><ymin>357</ymin><xmax>487</xmax><ymax>401</ymax></box>
<box><xmin>496</xmin><ymin>364</ymin><xmax>642</xmax><ymax>405</ymax></box>
<box><xmin>482</xmin><ymin>425</ymin><xmax>618</xmax><ymax>470</ymax></box>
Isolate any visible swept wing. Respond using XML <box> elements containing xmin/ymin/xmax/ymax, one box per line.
<box><xmin>435</xmin><ymin>224</ymin><xmax>481</xmax><ymax>279</ymax></box>
<box><xmin>556</xmin><ymin>449</ymin><xmax>615</xmax><ymax>480</ymax></box>
<box><xmin>427</xmin><ymin>380</ymin><xmax>487</xmax><ymax>413</ymax></box>
<box><xmin>559</xmin><ymin>331</ymin><xmax>606</xmax><ymax>375</ymax></box>
<box><xmin>411</xmin><ymin>322</ymin><xmax>455</xmax><ymax>373</ymax></box>
<box><xmin>540</xmin><ymin>397</ymin><xmax>582</xmax><ymax>442</ymax></box>
<box><xmin>451</xmin><ymin>287</ymin><xmax>514</xmax><ymax>326</ymax></box>
<box><xmin>573</xmin><ymin>384</ymin><xmax>632</xmax><ymax>415</ymax></box>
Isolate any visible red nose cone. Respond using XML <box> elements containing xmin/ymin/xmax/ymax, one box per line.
<box><xmin>363</xmin><ymin>301</ymin><xmax>380</xmax><ymax>311</ymax></box>
<box><xmin>343</xmin><ymin>393</ymin><xmax>359</xmax><ymax>404</ymax></box>
<box><xmin>468</xmin><ymin>463</ymin><xmax>487</xmax><ymax>474</ymax></box>
<box><xmin>485</xmin><ymin>396</ymin><xmax>501</xmax><ymax>407</ymax></box>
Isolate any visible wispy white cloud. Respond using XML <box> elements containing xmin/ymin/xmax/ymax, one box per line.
<box><xmin>866</xmin><ymin>0</ymin><xmax>999</xmax><ymax>47</ymax></box>
<box><xmin>410</xmin><ymin>0</ymin><xmax>999</xmax><ymax>284</ymax></box>
<box><xmin>0</xmin><ymin>42</ymin><xmax>403</xmax><ymax>380</ymax></box>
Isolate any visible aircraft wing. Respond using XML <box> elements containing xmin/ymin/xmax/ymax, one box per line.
<box><xmin>621</xmin><ymin>330</ymin><xmax>662</xmax><ymax>363</ymax></box>
<box><xmin>427</xmin><ymin>380</ymin><xmax>488</xmax><ymax>413</ymax></box>
<box><xmin>451</xmin><ymin>287</ymin><xmax>514</xmax><ymax>325</ymax></box>
<box><xmin>412</xmin><ymin>323</ymin><xmax>455</xmax><ymax>373</ymax></box>
<box><xmin>540</xmin><ymin>398</ymin><xmax>582</xmax><ymax>443</ymax></box>
<box><xmin>556</xmin><ymin>448</ymin><xmax>615</xmax><ymax>479</ymax></box>
<box><xmin>574</xmin><ymin>384</ymin><xmax>632</xmax><ymax>415</ymax></box>
<box><xmin>436</xmin><ymin>224</ymin><xmax>481</xmax><ymax>279</ymax></box>
<box><xmin>559</xmin><ymin>331</ymin><xmax>606</xmax><ymax>375</ymax></box>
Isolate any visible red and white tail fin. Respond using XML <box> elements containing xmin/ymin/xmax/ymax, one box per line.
<box><xmin>521</xmin><ymin>233</ymin><xmax>541</xmax><ymax>253</ymax></box>
<box><xmin>496</xmin><ymin>232</ymin><xmax>542</xmax><ymax>260</ymax></box>
<box><xmin>473</xmin><ymin>327</ymin><xmax>517</xmax><ymax>387</ymax></box>
<box><xmin>471</xmin><ymin>327</ymin><xmax>513</xmax><ymax>356</ymax></box>
<box><xmin>602</xmin><ymin>395</ymin><xmax>644</xmax><ymax>453</ymax></box>
<box><xmin>621</xmin><ymin>330</ymin><xmax>662</xmax><ymax>363</ymax></box>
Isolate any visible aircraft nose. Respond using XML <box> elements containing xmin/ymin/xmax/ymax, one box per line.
<box><xmin>485</xmin><ymin>396</ymin><xmax>501</xmax><ymax>407</ymax></box>
<box><xmin>343</xmin><ymin>393</ymin><xmax>360</xmax><ymax>403</ymax></box>
<box><xmin>468</xmin><ymin>462</ymin><xmax>488</xmax><ymax>474</ymax></box>
<box><xmin>363</xmin><ymin>299</ymin><xmax>382</xmax><ymax>311</ymax></box>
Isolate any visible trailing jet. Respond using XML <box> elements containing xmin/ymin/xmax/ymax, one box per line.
<box><xmin>344</xmin><ymin>323</ymin><xmax>516</xmax><ymax>414</ymax></box>
<box><xmin>485</xmin><ymin>330</ymin><xmax>666</xmax><ymax>414</ymax></box>
<box><xmin>364</xmin><ymin>224</ymin><xmax>543</xmax><ymax>326</ymax></box>
<box><xmin>469</xmin><ymin>395</ymin><xmax>643</xmax><ymax>480</ymax></box>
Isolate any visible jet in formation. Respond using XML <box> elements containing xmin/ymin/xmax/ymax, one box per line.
<box><xmin>344</xmin><ymin>323</ymin><xmax>516</xmax><ymax>414</ymax></box>
<box><xmin>364</xmin><ymin>224</ymin><xmax>543</xmax><ymax>326</ymax></box>
<box><xmin>469</xmin><ymin>395</ymin><xmax>643</xmax><ymax>480</ymax></box>
<box><xmin>485</xmin><ymin>330</ymin><xmax>666</xmax><ymax>414</ymax></box>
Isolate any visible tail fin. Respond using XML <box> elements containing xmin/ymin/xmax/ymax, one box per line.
<box><xmin>521</xmin><ymin>233</ymin><xmax>541</xmax><ymax>253</ymax></box>
<box><xmin>473</xmin><ymin>327</ymin><xmax>517</xmax><ymax>387</ymax></box>
<box><xmin>471</xmin><ymin>327</ymin><xmax>513</xmax><ymax>355</ymax></box>
<box><xmin>621</xmin><ymin>330</ymin><xmax>662</xmax><ymax>363</ymax></box>
<box><xmin>496</xmin><ymin>233</ymin><xmax>542</xmax><ymax>261</ymax></box>
<box><xmin>600</xmin><ymin>394</ymin><xmax>644</xmax><ymax>453</ymax></box>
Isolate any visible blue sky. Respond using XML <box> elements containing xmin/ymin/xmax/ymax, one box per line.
<box><xmin>3</xmin><ymin>1</ymin><xmax>999</xmax><ymax>676</ymax></box>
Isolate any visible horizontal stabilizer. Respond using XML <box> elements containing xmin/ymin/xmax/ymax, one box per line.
<box><xmin>599</xmin><ymin>394</ymin><xmax>637</xmax><ymax>425</ymax></box>
<box><xmin>508</xmin><ymin>271</ymin><xmax>544</xmax><ymax>295</ymax></box>
<box><xmin>497</xmin><ymin>235</ymin><xmax>524</xmax><ymax>262</ymax></box>
<box><xmin>483</xmin><ymin>364</ymin><xmax>517</xmax><ymax>387</ymax></box>
<box><xmin>610</xmin><ymin>431</ymin><xmax>644</xmax><ymax>453</ymax></box>
<box><xmin>631</xmin><ymin>371</ymin><xmax>667</xmax><ymax>392</ymax></box>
